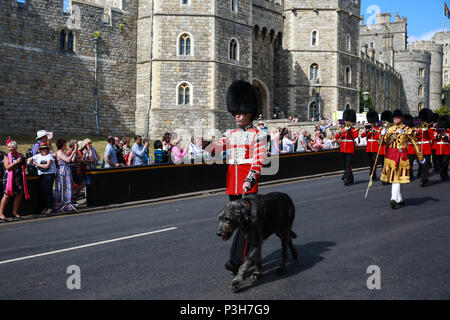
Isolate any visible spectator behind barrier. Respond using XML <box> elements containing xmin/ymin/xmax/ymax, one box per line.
<box><xmin>0</xmin><ymin>140</ymin><xmax>30</xmax><ymax>222</ymax></box>
<box><xmin>122</xmin><ymin>137</ymin><xmax>132</xmax><ymax>165</ymax></box>
<box><xmin>131</xmin><ymin>135</ymin><xmax>150</xmax><ymax>166</ymax></box>
<box><xmin>115</xmin><ymin>137</ymin><xmax>127</xmax><ymax>166</ymax></box>
<box><xmin>170</xmin><ymin>133</ymin><xmax>187</xmax><ymax>164</ymax></box>
<box><xmin>54</xmin><ymin>139</ymin><xmax>78</xmax><ymax>213</ymax></box>
<box><xmin>104</xmin><ymin>136</ymin><xmax>123</xmax><ymax>168</ymax></box>
<box><xmin>154</xmin><ymin>140</ymin><xmax>169</xmax><ymax>164</ymax></box>
<box><xmin>28</xmin><ymin>142</ymin><xmax>56</xmax><ymax>215</ymax></box>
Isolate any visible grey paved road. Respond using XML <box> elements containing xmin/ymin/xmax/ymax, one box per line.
<box><xmin>0</xmin><ymin>170</ymin><xmax>449</xmax><ymax>300</ymax></box>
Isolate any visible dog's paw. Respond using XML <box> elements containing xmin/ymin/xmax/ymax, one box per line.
<box><xmin>251</xmin><ymin>271</ymin><xmax>263</xmax><ymax>280</ymax></box>
<box><xmin>230</xmin><ymin>278</ymin><xmax>243</xmax><ymax>292</ymax></box>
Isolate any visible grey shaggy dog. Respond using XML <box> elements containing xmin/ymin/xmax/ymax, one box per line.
<box><xmin>216</xmin><ymin>192</ymin><xmax>298</xmax><ymax>292</ymax></box>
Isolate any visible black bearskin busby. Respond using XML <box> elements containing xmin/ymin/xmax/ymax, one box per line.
<box><xmin>343</xmin><ymin>109</ymin><xmax>357</xmax><ymax>123</ymax></box>
<box><xmin>392</xmin><ymin>109</ymin><xmax>404</xmax><ymax>119</ymax></box>
<box><xmin>381</xmin><ymin>110</ymin><xmax>393</xmax><ymax>123</ymax></box>
<box><xmin>366</xmin><ymin>110</ymin><xmax>379</xmax><ymax>124</ymax></box>
<box><xmin>432</xmin><ymin>112</ymin><xmax>440</xmax><ymax>124</ymax></box>
<box><xmin>403</xmin><ymin>114</ymin><xmax>414</xmax><ymax>127</ymax></box>
<box><xmin>419</xmin><ymin>108</ymin><xmax>433</xmax><ymax>123</ymax></box>
<box><xmin>226</xmin><ymin>80</ymin><xmax>259</xmax><ymax>120</ymax></box>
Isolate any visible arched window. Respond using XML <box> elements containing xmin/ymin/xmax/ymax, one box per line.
<box><xmin>179</xmin><ymin>33</ymin><xmax>191</xmax><ymax>55</ymax></box>
<box><xmin>229</xmin><ymin>38</ymin><xmax>239</xmax><ymax>61</ymax></box>
<box><xmin>444</xmin><ymin>70</ymin><xmax>448</xmax><ymax>80</ymax></box>
<box><xmin>311</xmin><ymin>30</ymin><xmax>318</xmax><ymax>46</ymax></box>
<box><xmin>310</xmin><ymin>63</ymin><xmax>319</xmax><ymax>81</ymax></box>
<box><xmin>231</xmin><ymin>0</ymin><xmax>238</xmax><ymax>12</ymax></box>
<box><xmin>309</xmin><ymin>101</ymin><xmax>319</xmax><ymax>120</ymax></box>
<box><xmin>181</xmin><ymin>0</ymin><xmax>190</xmax><ymax>4</ymax></box>
<box><xmin>418</xmin><ymin>85</ymin><xmax>424</xmax><ymax>97</ymax></box>
<box><xmin>418</xmin><ymin>103</ymin><xmax>424</xmax><ymax>113</ymax></box>
<box><xmin>178</xmin><ymin>82</ymin><xmax>191</xmax><ymax>105</ymax></box>
<box><xmin>418</xmin><ymin>68</ymin><xmax>425</xmax><ymax>77</ymax></box>
<box><xmin>345</xmin><ymin>66</ymin><xmax>351</xmax><ymax>85</ymax></box>
<box><xmin>60</xmin><ymin>30</ymin><xmax>66</xmax><ymax>50</ymax></box>
<box><xmin>345</xmin><ymin>103</ymin><xmax>351</xmax><ymax>109</ymax></box>
<box><xmin>346</xmin><ymin>34</ymin><xmax>351</xmax><ymax>52</ymax></box>
<box><xmin>67</xmin><ymin>31</ymin><xmax>74</xmax><ymax>51</ymax></box>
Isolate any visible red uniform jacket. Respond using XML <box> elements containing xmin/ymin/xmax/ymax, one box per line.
<box><xmin>213</xmin><ymin>126</ymin><xmax>267</xmax><ymax>196</ymax></box>
<box><xmin>335</xmin><ymin>127</ymin><xmax>360</xmax><ymax>154</ymax></box>
<box><xmin>407</xmin><ymin>127</ymin><xmax>417</xmax><ymax>155</ymax></box>
<box><xmin>434</xmin><ymin>129</ymin><xmax>450</xmax><ymax>155</ymax></box>
<box><xmin>416</xmin><ymin>128</ymin><xmax>436</xmax><ymax>155</ymax></box>
<box><xmin>361</xmin><ymin>127</ymin><xmax>380</xmax><ymax>153</ymax></box>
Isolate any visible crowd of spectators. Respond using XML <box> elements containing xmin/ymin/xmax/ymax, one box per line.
<box><xmin>0</xmin><ymin>120</ymin><xmax>369</xmax><ymax>220</ymax></box>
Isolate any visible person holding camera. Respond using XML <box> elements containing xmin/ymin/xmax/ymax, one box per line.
<box><xmin>131</xmin><ymin>135</ymin><xmax>150</xmax><ymax>166</ymax></box>
<box><xmin>54</xmin><ymin>139</ymin><xmax>78</xmax><ymax>213</ymax></box>
<box><xmin>27</xmin><ymin>142</ymin><xmax>56</xmax><ymax>215</ymax></box>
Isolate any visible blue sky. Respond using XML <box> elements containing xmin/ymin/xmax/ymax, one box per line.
<box><xmin>361</xmin><ymin>0</ymin><xmax>448</xmax><ymax>42</ymax></box>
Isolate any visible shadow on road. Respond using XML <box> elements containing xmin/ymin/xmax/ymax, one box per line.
<box><xmin>405</xmin><ymin>197</ymin><xmax>439</xmax><ymax>207</ymax></box>
<box><xmin>236</xmin><ymin>241</ymin><xmax>336</xmax><ymax>293</ymax></box>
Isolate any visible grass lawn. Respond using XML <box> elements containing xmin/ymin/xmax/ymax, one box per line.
<box><xmin>0</xmin><ymin>135</ymin><xmax>156</xmax><ymax>163</ymax></box>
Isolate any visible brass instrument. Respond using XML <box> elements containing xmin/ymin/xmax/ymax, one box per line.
<box><xmin>345</xmin><ymin>121</ymin><xmax>353</xmax><ymax>129</ymax></box>
<box><xmin>420</xmin><ymin>122</ymin><xmax>429</xmax><ymax>130</ymax></box>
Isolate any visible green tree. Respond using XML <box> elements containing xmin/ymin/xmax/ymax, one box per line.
<box><xmin>435</xmin><ymin>105</ymin><xmax>450</xmax><ymax>116</ymax></box>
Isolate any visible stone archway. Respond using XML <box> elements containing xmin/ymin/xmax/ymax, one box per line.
<box><xmin>252</xmin><ymin>78</ymin><xmax>270</xmax><ymax>119</ymax></box>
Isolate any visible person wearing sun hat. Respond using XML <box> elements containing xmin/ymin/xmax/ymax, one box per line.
<box><xmin>31</xmin><ymin>130</ymin><xmax>54</xmax><ymax>156</ymax></box>
<box><xmin>27</xmin><ymin>142</ymin><xmax>56</xmax><ymax>215</ymax></box>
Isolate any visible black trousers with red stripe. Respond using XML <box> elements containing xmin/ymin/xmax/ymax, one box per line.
<box><xmin>408</xmin><ymin>154</ymin><xmax>417</xmax><ymax>181</ymax></box>
<box><xmin>228</xmin><ymin>195</ymin><xmax>252</xmax><ymax>267</ymax></box>
<box><xmin>367</xmin><ymin>152</ymin><xmax>378</xmax><ymax>179</ymax></box>
<box><xmin>437</xmin><ymin>155</ymin><xmax>449</xmax><ymax>179</ymax></box>
<box><xmin>419</xmin><ymin>155</ymin><xmax>432</xmax><ymax>183</ymax></box>
<box><xmin>342</xmin><ymin>153</ymin><xmax>354</xmax><ymax>183</ymax></box>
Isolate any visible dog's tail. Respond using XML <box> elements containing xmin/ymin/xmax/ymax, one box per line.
<box><xmin>290</xmin><ymin>231</ymin><xmax>297</xmax><ymax>239</ymax></box>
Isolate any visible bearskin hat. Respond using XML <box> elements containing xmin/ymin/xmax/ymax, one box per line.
<box><xmin>226</xmin><ymin>80</ymin><xmax>259</xmax><ymax>119</ymax></box>
<box><xmin>403</xmin><ymin>114</ymin><xmax>414</xmax><ymax>127</ymax></box>
<box><xmin>381</xmin><ymin>110</ymin><xmax>393</xmax><ymax>123</ymax></box>
<box><xmin>343</xmin><ymin>109</ymin><xmax>356</xmax><ymax>123</ymax></box>
<box><xmin>392</xmin><ymin>109</ymin><xmax>404</xmax><ymax>119</ymax></box>
<box><xmin>419</xmin><ymin>108</ymin><xmax>433</xmax><ymax>123</ymax></box>
<box><xmin>438</xmin><ymin>116</ymin><xmax>450</xmax><ymax>129</ymax></box>
<box><xmin>366</xmin><ymin>110</ymin><xmax>379</xmax><ymax>124</ymax></box>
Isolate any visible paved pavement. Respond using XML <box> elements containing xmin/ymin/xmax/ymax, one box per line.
<box><xmin>0</xmin><ymin>168</ymin><xmax>448</xmax><ymax>300</ymax></box>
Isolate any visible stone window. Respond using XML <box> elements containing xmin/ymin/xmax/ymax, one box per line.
<box><xmin>311</xmin><ymin>30</ymin><xmax>318</xmax><ymax>46</ymax></box>
<box><xmin>444</xmin><ymin>70</ymin><xmax>449</xmax><ymax>80</ymax></box>
<box><xmin>179</xmin><ymin>33</ymin><xmax>192</xmax><ymax>56</ymax></box>
<box><xmin>309</xmin><ymin>101</ymin><xmax>319</xmax><ymax>120</ymax></box>
<box><xmin>418</xmin><ymin>85</ymin><xmax>424</xmax><ymax>97</ymax></box>
<box><xmin>59</xmin><ymin>30</ymin><xmax>66</xmax><ymax>50</ymax></box>
<box><xmin>63</xmin><ymin>0</ymin><xmax>71</xmax><ymax>13</ymax></box>
<box><xmin>346</xmin><ymin>34</ymin><xmax>351</xmax><ymax>52</ymax></box>
<box><xmin>181</xmin><ymin>0</ymin><xmax>190</xmax><ymax>5</ymax></box>
<box><xmin>418</xmin><ymin>68</ymin><xmax>425</xmax><ymax>77</ymax></box>
<box><xmin>345</xmin><ymin>103</ymin><xmax>351</xmax><ymax>109</ymax></box>
<box><xmin>345</xmin><ymin>66</ymin><xmax>351</xmax><ymax>85</ymax></box>
<box><xmin>229</xmin><ymin>38</ymin><xmax>239</xmax><ymax>61</ymax></box>
<box><xmin>178</xmin><ymin>82</ymin><xmax>191</xmax><ymax>105</ymax></box>
<box><xmin>418</xmin><ymin>103</ymin><xmax>424</xmax><ymax>113</ymax></box>
<box><xmin>309</xmin><ymin>63</ymin><xmax>319</xmax><ymax>81</ymax></box>
<box><xmin>231</xmin><ymin>0</ymin><xmax>238</xmax><ymax>13</ymax></box>
<box><xmin>59</xmin><ymin>30</ymin><xmax>74</xmax><ymax>52</ymax></box>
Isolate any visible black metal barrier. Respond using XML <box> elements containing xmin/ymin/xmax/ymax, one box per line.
<box><xmin>0</xmin><ymin>176</ymin><xmax>43</xmax><ymax>217</ymax></box>
<box><xmin>85</xmin><ymin>148</ymin><xmax>368</xmax><ymax>207</ymax></box>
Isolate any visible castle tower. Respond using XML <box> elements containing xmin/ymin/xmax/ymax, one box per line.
<box><xmin>282</xmin><ymin>0</ymin><xmax>361</xmax><ymax>120</ymax></box>
<box><xmin>394</xmin><ymin>50</ymin><xmax>431</xmax><ymax>116</ymax></box>
<box><xmin>137</xmin><ymin>0</ymin><xmax>254</xmax><ymax>139</ymax></box>
<box><xmin>409</xmin><ymin>41</ymin><xmax>443</xmax><ymax>110</ymax></box>
<box><xmin>432</xmin><ymin>32</ymin><xmax>450</xmax><ymax>87</ymax></box>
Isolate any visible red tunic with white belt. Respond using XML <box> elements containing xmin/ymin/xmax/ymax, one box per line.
<box><xmin>416</xmin><ymin>128</ymin><xmax>436</xmax><ymax>155</ymax></box>
<box><xmin>434</xmin><ymin>129</ymin><xmax>450</xmax><ymax>155</ymax></box>
<box><xmin>213</xmin><ymin>125</ymin><xmax>267</xmax><ymax>196</ymax></box>
<box><xmin>360</xmin><ymin>127</ymin><xmax>380</xmax><ymax>153</ymax></box>
<box><xmin>335</xmin><ymin>127</ymin><xmax>360</xmax><ymax>154</ymax></box>
<box><xmin>408</xmin><ymin>127</ymin><xmax>417</xmax><ymax>155</ymax></box>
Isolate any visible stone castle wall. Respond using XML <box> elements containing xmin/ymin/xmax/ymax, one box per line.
<box><xmin>0</xmin><ymin>0</ymin><xmax>138</xmax><ymax>136</ymax></box>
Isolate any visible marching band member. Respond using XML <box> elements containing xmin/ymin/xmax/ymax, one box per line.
<box><xmin>416</xmin><ymin>108</ymin><xmax>436</xmax><ymax>187</ymax></box>
<box><xmin>403</xmin><ymin>114</ymin><xmax>417</xmax><ymax>182</ymax></box>
<box><xmin>379</xmin><ymin>111</ymin><xmax>393</xmax><ymax>185</ymax></box>
<box><xmin>361</xmin><ymin>110</ymin><xmax>380</xmax><ymax>181</ymax></box>
<box><xmin>380</xmin><ymin>110</ymin><xmax>425</xmax><ymax>210</ymax></box>
<box><xmin>335</xmin><ymin>109</ymin><xmax>359</xmax><ymax>186</ymax></box>
<box><xmin>434</xmin><ymin>116</ymin><xmax>450</xmax><ymax>182</ymax></box>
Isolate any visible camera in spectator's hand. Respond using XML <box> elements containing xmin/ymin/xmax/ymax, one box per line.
<box><xmin>39</xmin><ymin>160</ymin><xmax>49</xmax><ymax>172</ymax></box>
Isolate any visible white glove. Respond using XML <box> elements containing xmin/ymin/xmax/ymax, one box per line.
<box><xmin>381</xmin><ymin>128</ymin><xmax>387</xmax><ymax>136</ymax></box>
<box><xmin>419</xmin><ymin>158</ymin><xmax>426</xmax><ymax>165</ymax></box>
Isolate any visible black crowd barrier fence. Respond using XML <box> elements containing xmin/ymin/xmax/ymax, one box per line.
<box><xmin>84</xmin><ymin>147</ymin><xmax>368</xmax><ymax>207</ymax></box>
<box><xmin>0</xmin><ymin>148</ymin><xmax>368</xmax><ymax>215</ymax></box>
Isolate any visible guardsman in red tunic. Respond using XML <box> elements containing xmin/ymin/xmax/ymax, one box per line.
<box><xmin>361</xmin><ymin>111</ymin><xmax>380</xmax><ymax>181</ymax></box>
<box><xmin>434</xmin><ymin>116</ymin><xmax>450</xmax><ymax>182</ymax></box>
<box><xmin>206</xmin><ymin>80</ymin><xmax>267</xmax><ymax>275</ymax></box>
<box><xmin>335</xmin><ymin>109</ymin><xmax>360</xmax><ymax>186</ymax></box>
<box><xmin>379</xmin><ymin>111</ymin><xmax>393</xmax><ymax>185</ymax></box>
<box><xmin>404</xmin><ymin>114</ymin><xmax>417</xmax><ymax>181</ymax></box>
<box><xmin>417</xmin><ymin>108</ymin><xmax>436</xmax><ymax>187</ymax></box>
<box><xmin>431</xmin><ymin>112</ymin><xmax>441</xmax><ymax>174</ymax></box>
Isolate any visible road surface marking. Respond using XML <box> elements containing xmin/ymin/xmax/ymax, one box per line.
<box><xmin>0</xmin><ymin>227</ymin><xmax>177</xmax><ymax>265</ymax></box>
